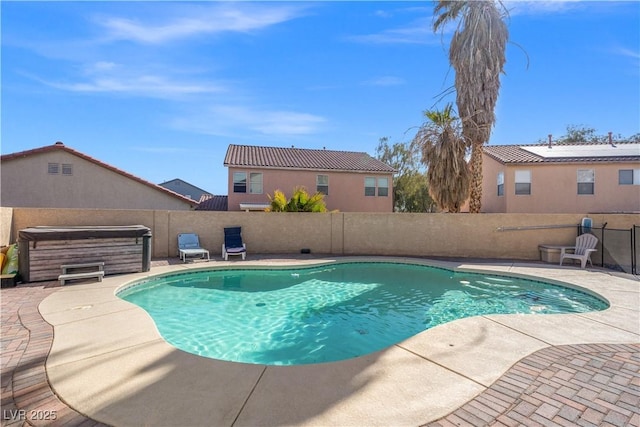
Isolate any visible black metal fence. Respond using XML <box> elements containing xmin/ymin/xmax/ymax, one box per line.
<box><xmin>585</xmin><ymin>224</ymin><xmax>638</xmax><ymax>275</ymax></box>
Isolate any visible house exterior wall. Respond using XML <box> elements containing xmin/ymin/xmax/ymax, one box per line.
<box><xmin>481</xmin><ymin>155</ymin><xmax>640</xmax><ymax>213</ymax></box>
<box><xmin>1</xmin><ymin>151</ymin><xmax>193</xmax><ymax>210</ymax></box>
<box><xmin>226</xmin><ymin>167</ymin><xmax>394</xmax><ymax>212</ymax></box>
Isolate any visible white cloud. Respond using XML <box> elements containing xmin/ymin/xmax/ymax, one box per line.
<box><xmin>171</xmin><ymin>105</ymin><xmax>326</xmax><ymax>137</ymax></box>
<box><xmin>363</xmin><ymin>76</ymin><xmax>406</xmax><ymax>87</ymax></box>
<box><xmin>50</xmin><ymin>76</ymin><xmax>221</xmax><ymax>97</ymax></box>
<box><xmin>348</xmin><ymin>16</ymin><xmax>436</xmax><ymax>45</ymax></box>
<box><xmin>349</xmin><ymin>22</ymin><xmax>433</xmax><ymax>45</ymax></box>
<box><xmin>503</xmin><ymin>1</ymin><xmax>584</xmax><ymax>16</ymax></box>
<box><xmin>98</xmin><ymin>3</ymin><xmax>309</xmax><ymax>44</ymax></box>
<box><xmin>613</xmin><ymin>46</ymin><xmax>640</xmax><ymax>61</ymax></box>
<box><xmin>40</xmin><ymin>61</ymin><xmax>226</xmax><ymax>99</ymax></box>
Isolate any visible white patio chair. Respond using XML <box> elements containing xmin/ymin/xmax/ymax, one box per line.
<box><xmin>559</xmin><ymin>233</ymin><xmax>598</xmax><ymax>269</ymax></box>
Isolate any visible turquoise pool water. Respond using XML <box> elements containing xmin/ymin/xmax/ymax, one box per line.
<box><xmin>118</xmin><ymin>262</ymin><xmax>608</xmax><ymax>365</ymax></box>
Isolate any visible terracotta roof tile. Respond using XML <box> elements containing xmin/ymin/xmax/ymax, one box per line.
<box><xmin>1</xmin><ymin>142</ymin><xmax>197</xmax><ymax>206</ymax></box>
<box><xmin>196</xmin><ymin>195</ymin><xmax>228</xmax><ymax>211</ymax></box>
<box><xmin>224</xmin><ymin>144</ymin><xmax>396</xmax><ymax>173</ymax></box>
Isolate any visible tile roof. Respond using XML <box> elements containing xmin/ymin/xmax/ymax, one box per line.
<box><xmin>1</xmin><ymin>142</ymin><xmax>197</xmax><ymax>206</ymax></box>
<box><xmin>484</xmin><ymin>142</ymin><xmax>640</xmax><ymax>164</ymax></box>
<box><xmin>196</xmin><ymin>195</ymin><xmax>228</xmax><ymax>211</ymax></box>
<box><xmin>224</xmin><ymin>144</ymin><xmax>396</xmax><ymax>173</ymax></box>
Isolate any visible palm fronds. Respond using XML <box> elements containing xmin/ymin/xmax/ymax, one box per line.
<box><xmin>414</xmin><ymin>104</ymin><xmax>470</xmax><ymax>213</ymax></box>
<box><xmin>266</xmin><ymin>187</ymin><xmax>329</xmax><ymax>213</ymax></box>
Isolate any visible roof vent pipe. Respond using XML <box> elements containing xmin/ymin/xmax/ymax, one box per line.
<box><xmin>609</xmin><ymin>131</ymin><xmax>616</xmax><ymax>148</ymax></box>
<box><xmin>547</xmin><ymin>134</ymin><xmax>552</xmax><ymax>148</ymax></box>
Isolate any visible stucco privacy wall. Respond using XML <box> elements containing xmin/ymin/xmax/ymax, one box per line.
<box><xmin>1</xmin><ymin>207</ymin><xmax>13</xmax><ymax>246</ymax></box>
<box><xmin>7</xmin><ymin>208</ymin><xmax>638</xmax><ymax>260</ymax></box>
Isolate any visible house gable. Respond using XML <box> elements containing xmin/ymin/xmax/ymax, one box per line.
<box><xmin>159</xmin><ymin>178</ymin><xmax>212</xmax><ymax>201</ymax></box>
<box><xmin>1</xmin><ymin>142</ymin><xmax>197</xmax><ymax>209</ymax></box>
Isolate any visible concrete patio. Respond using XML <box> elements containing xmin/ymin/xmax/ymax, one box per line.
<box><xmin>2</xmin><ymin>256</ymin><xmax>639</xmax><ymax>426</ymax></box>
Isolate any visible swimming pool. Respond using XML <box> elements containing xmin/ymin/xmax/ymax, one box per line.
<box><xmin>118</xmin><ymin>262</ymin><xmax>609</xmax><ymax>365</ymax></box>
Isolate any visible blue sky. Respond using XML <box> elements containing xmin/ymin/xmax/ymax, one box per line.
<box><xmin>2</xmin><ymin>1</ymin><xmax>639</xmax><ymax>195</ymax></box>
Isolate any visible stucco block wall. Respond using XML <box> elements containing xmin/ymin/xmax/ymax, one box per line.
<box><xmin>5</xmin><ymin>208</ymin><xmax>638</xmax><ymax>264</ymax></box>
<box><xmin>342</xmin><ymin>213</ymin><xmax>581</xmax><ymax>259</ymax></box>
<box><xmin>227</xmin><ymin>167</ymin><xmax>393</xmax><ymax>212</ymax></box>
<box><xmin>1</xmin><ymin>207</ymin><xmax>13</xmax><ymax>246</ymax></box>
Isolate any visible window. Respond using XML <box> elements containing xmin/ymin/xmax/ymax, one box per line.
<box><xmin>364</xmin><ymin>177</ymin><xmax>376</xmax><ymax>196</ymax></box>
<box><xmin>619</xmin><ymin>169</ymin><xmax>640</xmax><ymax>185</ymax></box>
<box><xmin>497</xmin><ymin>172</ymin><xmax>504</xmax><ymax>196</ymax></box>
<box><xmin>514</xmin><ymin>170</ymin><xmax>531</xmax><ymax>195</ymax></box>
<box><xmin>48</xmin><ymin>163</ymin><xmax>59</xmax><ymax>174</ymax></box>
<box><xmin>377</xmin><ymin>177</ymin><xmax>389</xmax><ymax>197</ymax></box>
<box><xmin>233</xmin><ymin>172</ymin><xmax>247</xmax><ymax>193</ymax></box>
<box><xmin>577</xmin><ymin>169</ymin><xmax>594</xmax><ymax>195</ymax></box>
<box><xmin>249</xmin><ymin>173</ymin><xmax>263</xmax><ymax>194</ymax></box>
<box><xmin>364</xmin><ymin>177</ymin><xmax>389</xmax><ymax>196</ymax></box>
<box><xmin>62</xmin><ymin>163</ymin><xmax>73</xmax><ymax>175</ymax></box>
<box><xmin>316</xmin><ymin>175</ymin><xmax>329</xmax><ymax>195</ymax></box>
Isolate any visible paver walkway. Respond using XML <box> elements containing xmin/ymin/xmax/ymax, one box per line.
<box><xmin>1</xmin><ymin>278</ymin><xmax>638</xmax><ymax>427</ymax></box>
<box><xmin>426</xmin><ymin>344</ymin><xmax>640</xmax><ymax>427</ymax></box>
<box><xmin>1</xmin><ymin>281</ymin><xmax>107</xmax><ymax>427</ymax></box>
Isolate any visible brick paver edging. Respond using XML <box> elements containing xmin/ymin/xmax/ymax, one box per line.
<box><xmin>426</xmin><ymin>343</ymin><xmax>640</xmax><ymax>427</ymax></box>
<box><xmin>1</xmin><ymin>284</ymin><xmax>108</xmax><ymax>427</ymax></box>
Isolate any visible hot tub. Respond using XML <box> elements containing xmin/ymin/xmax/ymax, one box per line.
<box><xmin>18</xmin><ymin>225</ymin><xmax>152</xmax><ymax>282</ymax></box>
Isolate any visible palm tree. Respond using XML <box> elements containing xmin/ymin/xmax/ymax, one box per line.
<box><xmin>266</xmin><ymin>187</ymin><xmax>329</xmax><ymax>212</ymax></box>
<box><xmin>433</xmin><ymin>0</ymin><xmax>508</xmax><ymax>213</ymax></box>
<box><xmin>414</xmin><ymin>104</ymin><xmax>470</xmax><ymax>213</ymax></box>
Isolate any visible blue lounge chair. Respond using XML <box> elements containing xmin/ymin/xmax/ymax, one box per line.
<box><xmin>178</xmin><ymin>233</ymin><xmax>210</xmax><ymax>263</ymax></box>
<box><xmin>222</xmin><ymin>227</ymin><xmax>246</xmax><ymax>260</ymax></box>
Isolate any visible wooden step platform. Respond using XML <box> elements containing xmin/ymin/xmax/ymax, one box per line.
<box><xmin>58</xmin><ymin>262</ymin><xmax>105</xmax><ymax>286</ymax></box>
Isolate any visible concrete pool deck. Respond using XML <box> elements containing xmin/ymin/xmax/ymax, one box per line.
<box><xmin>2</xmin><ymin>256</ymin><xmax>639</xmax><ymax>426</ymax></box>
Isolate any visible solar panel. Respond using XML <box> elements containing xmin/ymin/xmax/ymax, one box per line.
<box><xmin>522</xmin><ymin>144</ymin><xmax>640</xmax><ymax>158</ymax></box>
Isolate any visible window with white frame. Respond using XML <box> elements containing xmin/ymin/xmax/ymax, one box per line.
<box><xmin>577</xmin><ymin>169</ymin><xmax>594</xmax><ymax>195</ymax></box>
<box><xmin>249</xmin><ymin>172</ymin><xmax>263</xmax><ymax>194</ymax></box>
<box><xmin>233</xmin><ymin>172</ymin><xmax>247</xmax><ymax>193</ymax></box>
<box><xmin>514</xmin><ymin>170</ymin><xmax>531</xmax><ymax>195</ymax></box>
<box><xmin>497</xmin><ymin>172</ymin><xmax>504</xmax><ymax>196</ymax></box>
<box><xmin>619</xmin><ymin>169</ymin><xmax>640</xmax><ymax>185</ymax></box>
<box><xmin>377</xmin><ymin>177</ymin><xmax>389</xmax><ymax>196</ymax></box>
<box><xmin>364</xmin><ymin>177</ymin><xmax>376</xmax><ymax>196</ymax></box>
<box><xmin>62</xmin><ymin>163</ymin><xmax>73</xmax><ymax>176</ymax></box>
<box><xmin>316</xmin><ymin>175</ymin><xmax>329</xmax><ymax>195</ymax></box>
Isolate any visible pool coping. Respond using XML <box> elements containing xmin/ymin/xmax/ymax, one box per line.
<box><xmin>38</xmin><ymin>257</ymin><xmax>640</xmax><ymax>426</ymax></box>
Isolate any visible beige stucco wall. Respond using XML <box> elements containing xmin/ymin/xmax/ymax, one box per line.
<box><xmin>1</xmin><ymin>151</ymin><xmax>193</xmax><ymax>210</ymax></box>
<box><xmin>481</xmin><ymin>156</ymin><xmax>507</xmax><ymax>213</ymax></box>
<box><xmin>1</xmin><ymin>207</ymin><xmax>13</xmax><ymax>246</ymax></box>
<box><xmin>227</xmin><ymin>167</ymin><xmax>394</xmax><ymax>212</ymax></box>
<box><xmin>6</xmin><ymin>208</ymin><xmax>638</xmax><ymax>262</ymax></box>
<box><xmin>481</xmin><ymin>155</ymin><xmax>640</xmax><ymax>213</ymax></box>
